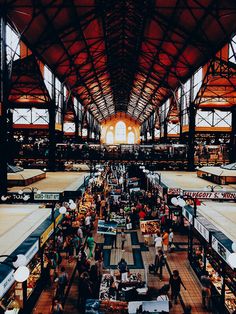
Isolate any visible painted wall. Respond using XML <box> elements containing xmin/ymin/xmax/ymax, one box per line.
<box><xmin>100</xmin><ymin>113</ymin><xmax>141</xmax><ymax>144</ymax></box>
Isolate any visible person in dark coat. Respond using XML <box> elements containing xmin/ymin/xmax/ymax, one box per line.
<box><xmin>169</xmin><ymin>269</ymin><xmax>186</xmax><ymax>304</ymax></box>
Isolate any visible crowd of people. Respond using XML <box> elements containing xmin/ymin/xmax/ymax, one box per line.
<box><xmin>39</xmin><ymin>163</ymin><xmax>196</xmax><ymax>313</ymax></box>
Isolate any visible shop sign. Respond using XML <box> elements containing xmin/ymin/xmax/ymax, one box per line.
<box><xmin>0</xmin><ymin>270</ymin><xmax>14</xmax><ymax>298</ymax></box>
<box><xmin>182</xmin><ymin>207</ymin><xmax>193</xmax><ymax>224</ymax></box>
<box><xmin>211</xmin><ymin>235</ymin><xmax>231</xmax><ymax>266</ymax></box>
<box><xmin>34</xmin><ymin>193</ymin><xmax>60</xmax><ymax>201</ymax></box>
<box><xmin>194</xmin><ymin>219</ymin><xmax>210</xmax><ymax>242</ymax></box>
<box><xmin>184</xmin><ymin>191</ymin><xmax>236</xmax><ymax>200</ymax></box>
<box><xmin>4</xmin><ymin>193</ymin><xmax>32</xmax><ymax>202</ymax></box>
<box><xmin>168</xmin><ymin>188</ymin><xmax>182</xmax><ymax>195</ymax></box>
<box><xmin>40</xmin><ymin>223</ymin><xmax>54</xmax><ymax>247</ymax></box>
<box><xmin>25</xmin><ymin>240</ymin><xmax>39</xmax><ymax>263</ymax></box>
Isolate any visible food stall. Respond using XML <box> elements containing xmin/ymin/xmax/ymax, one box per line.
<box><xmin>99</xmin><ymin>271</ymin><xmax>146</xmax><ymax>303</ymax></box>
<box><xmin>188</xmin><ymin>214</ymin><xmax>236</xmax><ymax>314</ymax></box>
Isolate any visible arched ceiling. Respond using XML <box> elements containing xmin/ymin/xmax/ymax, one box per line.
<box><xmin>2</xmin><ymin>0</ymin><xmax>236</xmax><ymax>123</ymax></box>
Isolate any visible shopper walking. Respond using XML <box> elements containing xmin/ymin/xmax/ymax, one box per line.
<box><xmin>201</xmin><ymin>271</ymin><xmax>212</xmax><ymax>310</ymax></box>
<box><xmin>154</xmin><ymin>232</ymin><xmax>162</xmax><ymax>254</ymax></box>
<box><xmin>56</xmin><ymin>266</ymin><xmax>68</xmax><ymax>300</ymax></box>
<box><xmin>154</xmin><ymin>249</ymin><xmax>165</xmax><ymax>280</ymax></box>
<box><xmin>86</xmin><ymin>233</ymin><xmax>95</xmax><ymax>259</ymax></box>
<box><xmin>162</xmin><ymin>230</ymin><xmax>169</xmax><ymax>254</ymax></box>
<box><xmin>51</xmin><ymin>298</ymin><xmax>63</xmax><ymax>314</ymax></box>
<box><xmin>120</xmin><ymin>228</ymin><xmax>126</xmax><ymax>251</ymax></box>
<box><xmin>169</xmin><ymin>269</ymin><xmax>186</xmax><ymax>304</ymax></box>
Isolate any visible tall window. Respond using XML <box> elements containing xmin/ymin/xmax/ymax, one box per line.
<box><xmin>127</xmin><ymin>131</ymin><xmax>135</xmax><ymax>144</ymax></box>
<box><xmin>115</xmin><ymin>121</ymin><xmax>126</xmax><ymax>142</ymax></box>
<box><xmin>106</xmin><ymin>131</ymin><xmax>114</xmax><ymax>144</ymax></box>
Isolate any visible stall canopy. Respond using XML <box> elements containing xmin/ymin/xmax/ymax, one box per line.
<box><xmin>2</xmin><ymin>0</ymin><xmax>236</xmax><ymax>122</ymax></box>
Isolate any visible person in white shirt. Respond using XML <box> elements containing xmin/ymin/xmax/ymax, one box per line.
<box><xmin>85</xmin><ymin>214</ymin><xmax>92</xmax><ymax>230</ymax></box>
<box><xmin>154</xmin><ymin>232</ymin><xmax>162</xmax><ymax>254</ymax></box>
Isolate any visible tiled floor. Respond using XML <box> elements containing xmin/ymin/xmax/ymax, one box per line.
<box><xmin>33</xmin><ymin>229</ymin><xmax>210</xmax><ymax>313</ymax></box>
<box><xmin>62</xmin><ymin>230</ymin><xmax>211</xmax><ymax>314</ymax></box>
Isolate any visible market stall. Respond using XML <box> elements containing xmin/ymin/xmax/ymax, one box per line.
<box><xmin>99</xmin><ymin>272</ymin><xmax>146</xmax><ymax>303</ymax></box>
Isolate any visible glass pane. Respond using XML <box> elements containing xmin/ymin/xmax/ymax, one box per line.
<box><xmin>115</xmin><ymin>121</ymin><xmax>126</xmax><ymax>142</ymax></box>
<box><xmin>106</xmin><ymin>131</ymin><xmax>114</xmax><ymax>144</ymax></box>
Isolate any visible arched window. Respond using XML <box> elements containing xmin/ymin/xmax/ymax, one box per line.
<box><xmin>106</xmin><ymin>131</ymin><xmax>114</xmax><ymax>144</ymax></box>
<box><xmin>127</xmin><ymin>131</ymin><xmax>135</xmax><ymax>144</ymax></box>
<box><xmin>115</xmin><ymin>121</ymin><xmax>126</xmax><ymax>142</ymax></box>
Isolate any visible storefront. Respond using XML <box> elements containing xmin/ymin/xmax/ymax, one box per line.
<box><xmin>0</xmin><ymin>237</ymin><xmax>40</xmax><ymax>313</ymax></box>
<box><xmin>188</xmin><ymin>215</ymin><xmax>236</xmax><ymax>314</ymax></box>
<box><xmin>0</xmin><ymin>210</ymin><xmax>63</xmax><ymax>313</ymax></box>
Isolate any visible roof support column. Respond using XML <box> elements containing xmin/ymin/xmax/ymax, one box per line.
<box><xmin>179</xmin><ymin>87</ymin><xmax>184</xmax><ymax>143</ymax></box>
<box><xmin>0</xmin><ymin>16</ymin><xmax>8</xmax><ymax>194</ymax></box>
<box><xmin>229</xmin><ymin>106</ymin><xmax>236</xmax><ymax>163</ymax></box>
<box><xmin>48</xmin><ymin>75</ymin><xmax>56</xmax><ymax>171</ymax></box>
<box><xmin>160</xmin><ymin>118</ymin><xmax>168</xmax><ymax>143</ymax></box>
<box><xmin>187</xmin><ymin>102</ymin><xmax>196</xmax><ymax>171</ymax></box>
<box><xmin>74</xmin><ymin>115</ymin><xmax>79</xmax><ymax>143</ymax></box>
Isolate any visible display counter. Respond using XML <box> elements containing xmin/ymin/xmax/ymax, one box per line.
<box><xmin>189</xmin><ymin>216</ymin><xmax>236</xmax><ymax>314</ymax></box>
<box><xmin>0</xmin><ymin>209</ymin><xmax>64</xmax><ymax>313</ymax></box>
<box><xmin>99</xmin><ymin>272</ymin><xmax>145</xmax><ymax>302</ymax></box>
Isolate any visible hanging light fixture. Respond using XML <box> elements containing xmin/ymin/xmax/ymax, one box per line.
<box><xmin>59</xmin><ymin>206</ymin><xmax>67</xmax><ymax>214</ymax></box>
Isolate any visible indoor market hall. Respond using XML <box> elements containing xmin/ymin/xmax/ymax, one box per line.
<box><xmin>0</xmin><ymin>1</ymin><xmax>236</xmax><ymax>314</ymax></box>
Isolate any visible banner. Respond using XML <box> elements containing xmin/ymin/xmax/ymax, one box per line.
<box><xmin>40</xmin><ymin>223</ymin><xmax>54</xmax><ymax>247</ymax></box>
<box><xmin>184</xmin><ymin>191</ymin><xmax>236</xmax><ymax>200</ymax></box>
<box><xmin>97</xmin><ymin>220</ymin><xmax>118</xmax><ymax>235</ymax></box>
<box><xmin>140</xmin><ymin>220</ymin><xmax>160</xmax><ymax>235</ymax></box>
<box><xmin>168</xmin><ymin>188</ymin><xmax>182</xmax><ymax>195</ymax></box>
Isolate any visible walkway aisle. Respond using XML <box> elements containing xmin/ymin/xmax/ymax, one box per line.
<box><xmin>142</xmin><ymin>231</ymin><xmax>210</xmax><ymax>314</ymax></box>
<box><xmin>63</xmin><ymin>230</ymin><xmax>210</xmax><ymax>314</ymax></box>
<box><xmin>33</xmin><ymin>255</ymin><xmax>76</xmax><ymax>314</ymax></box>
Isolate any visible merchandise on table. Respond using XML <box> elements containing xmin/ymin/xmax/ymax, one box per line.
<box><xmin>140</xmin><ymin>220</ymin><xmax>160</xmax><ymax>235</ymax></box>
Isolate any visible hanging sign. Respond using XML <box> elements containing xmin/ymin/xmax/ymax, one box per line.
<box><xmin>34</xmin><ymin>193</ymin><xmax>60</xmax><ymax>201</ymax></box>
<box><xmin>184</xmin><ymin>191</ymin><xmax>236</xmax><ymax>200</ymax></box>
<box><xmin>194</xmin><ymin>218</ymin><xmax>210</xmax><ymax>242</ymax></box>
<box><xmin>168</xmin><ymin>188</ymin><xmax>182</xmax><ymax>195</ymax></box>
<box><xmin>182</xmin><ymin>207</ymin><xmax>193</xmax><ymax>224</ymax></box>
<box><xmin>212</xmin><ymin>235</ymin><xmax>232</xmax><ymax>266</ymax></box>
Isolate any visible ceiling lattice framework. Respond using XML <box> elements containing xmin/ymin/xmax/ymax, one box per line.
<box><xmin>2</xmin><ymin>0</ymin><xmax>236</xmax><ymax>123</ymax></box>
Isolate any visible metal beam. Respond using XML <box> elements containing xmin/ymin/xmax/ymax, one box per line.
<box><xmin>0</xmin><ymin>16</ymin><xmax>8</xmax><ymax>195</ymax></box>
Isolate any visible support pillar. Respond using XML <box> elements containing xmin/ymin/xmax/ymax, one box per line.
<box><xmin>48</xmin><ymin>75</ymin><xmax>56</xmax><ymax>171</ymax></box>
<box><xmin>0</xmin><ymin>17</ymin><xmax>8</xmax><ymax>195</ymax></box>
<box><xmin>179</xmin><ymin>89</ymin><xmax>183</xmax><ymax>143</ymax></box>
<box><xmin>187</xmin><ymin>103</ymin><xmax>196</xmax><ymax>171</ymax></box>
<box><xmin>229</xmin><ymin>107</ymin><xmax>236</xmax><ymax>163</ymax></box>
<box><xmin>160</xmin><ymin>119</ymin><xmax>168</xmax><ymax>143</ymax></box>
<box><xmin>74</xmin><ymin>116</ymin><xmax>79</xmax><ymax>143</ymax></box>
